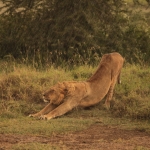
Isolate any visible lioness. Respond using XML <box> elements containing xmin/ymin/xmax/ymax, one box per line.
<box><xmin>29</xmin><ymin>52</ymin><xmax>124</xmax><ymax>120</ymax></box>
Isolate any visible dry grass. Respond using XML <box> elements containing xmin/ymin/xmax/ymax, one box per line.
<box><xmin>0</xmin><ymin>62</ymin><xmax>150</xmax><ymax>121</ymax></box>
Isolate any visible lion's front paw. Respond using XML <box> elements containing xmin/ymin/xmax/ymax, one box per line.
<box><xmin>40</xmin><ymin>115</ymin><xmax>52</xmax><ymax>120</ymax></box>
<box><xmin>29</xmin><ymin>114</ymin><xmax>34</xmax><ymax>117</ymax></box>
<box><xmin>29</xmin><ymin>113</ymin><xmax>41</xmax><ymax>118</ymax></box>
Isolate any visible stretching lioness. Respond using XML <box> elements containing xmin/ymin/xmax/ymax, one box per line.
<box><xmin>29</xmin><ymin>52</ymin><xmax>124</xmax><ymax>120</ymax></box>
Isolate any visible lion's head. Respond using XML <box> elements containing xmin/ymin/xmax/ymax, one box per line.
<box><xmin>43</xmin><ymin>82</ymin><xmax>72</xmax><ymax>105</ymax></box>
<box><xmin>43</xmin><ymin>81</ymin><xmax>84</xmax><ymax>105</ymax></box>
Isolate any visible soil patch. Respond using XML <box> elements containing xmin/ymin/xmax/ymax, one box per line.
<box><xmin>0</xmin><ymin>124</ymin><xmax>150</xmax><ymax>150</ymax></box>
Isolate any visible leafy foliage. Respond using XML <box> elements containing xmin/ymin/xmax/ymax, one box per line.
<box><xmin>0</xmin><ymin>0</ymin><xmax>149</xmax><ymax>67</ymax></box>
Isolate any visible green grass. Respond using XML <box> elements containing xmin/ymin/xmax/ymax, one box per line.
<box><xmin>0</xmin><ymin>116</ymin><xmax>93</xmax><ymax>135</ymax></box>
<box><xmin>0</xmin><ymin>62</ymin><xmax>150</xmax><ymax>136</ymax></box>
<box><xmin>0</xmin><ymin>107</ymin><xmax>150</xmax><ymax>136</ymax></box>
<box><xmin>112</xmin><ymin>64</ymin><xmax>150</xmax><ymax>120</ymax></box>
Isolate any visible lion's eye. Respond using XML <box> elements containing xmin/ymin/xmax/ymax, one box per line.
<box><xmin>49</xmin><ymin>89</ymin><xmax>55</xmax><ymax>94</ymax></box>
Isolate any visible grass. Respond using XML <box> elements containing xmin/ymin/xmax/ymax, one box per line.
<box><xmin>12</xmin><ymin>143</ymin><xmax>61</xmax><ymax>150</ymax></box>
<box><xmin>0</xmin><ymin>63</ymin><xmax>150</xmax><ymax>119</ymax></box>
<box><xmin>112</xmin><ymin>64</ymin><xmax>150</xmax><ymax>120</ymax></box>
<box><xmin>125</xmin><ymin>0</ymin><xmax>149</xmax><ymax>5</ymax></box>
<box><xmin>0</xmin><ymin>61</ymin><xmax>150</xmax><ymax>138</ymax></box>
<box><xmin>0</xmin><ymin>117</ymin><xmax>93</xmax><ymax>135</ymax></box>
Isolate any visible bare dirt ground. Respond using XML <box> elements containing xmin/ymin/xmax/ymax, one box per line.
<box><xmin>0</xmin><ymin>123</ymin><xmax>150</xmax><ymax>150</ymax></box>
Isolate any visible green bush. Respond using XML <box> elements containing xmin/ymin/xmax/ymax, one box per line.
<box><xmin>0</xmin><ymin>1</ymin><xmax>150</xmax><ymax>67</ymax></box>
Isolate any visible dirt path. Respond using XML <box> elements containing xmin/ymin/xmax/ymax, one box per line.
<box><xmin>0</xmin><ymin>124</ymin><xmax>150</xmax><ymax>150</ymax></box>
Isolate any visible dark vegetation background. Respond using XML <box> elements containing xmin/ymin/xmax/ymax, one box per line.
<box><xmin>0</xmin><ymin>0</ymin><xmax>150</xmax><ymax>68</ymax></box>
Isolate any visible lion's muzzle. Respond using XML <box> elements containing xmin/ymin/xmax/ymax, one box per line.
<box><xmin>43</xmin><ymin>95</ymin><xmax>49</xmax><ymax>103</ymax></box>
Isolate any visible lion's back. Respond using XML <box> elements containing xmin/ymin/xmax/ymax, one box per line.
<box><xmin>87</xmin><ymin>52</ymin><xmax>124</xmax><ymax>82</ymax></box>
<box><xmin>101</xmin><ymin>52</ymin><xmax>124</xmax><ymax>65</ymax></box>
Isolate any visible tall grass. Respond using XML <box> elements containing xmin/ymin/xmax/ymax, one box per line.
<box><xmin>112</xmin><ymin>64</ymin><xmax>150</xmax><ymax>120</ymax></box>
<box><xmin>0</xmin><ymin>61</ymin><xmax>150</xmax><ymax>121</ymax></box>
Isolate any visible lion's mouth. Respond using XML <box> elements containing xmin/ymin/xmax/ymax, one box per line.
<box><xmin>43</xmin><ymin>97</ymin><xmax>49</xmax><ymax>103</ymax></box>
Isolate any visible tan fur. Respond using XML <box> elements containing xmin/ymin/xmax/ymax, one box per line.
<box><xmin>29</xmin><ymin>52</ymin><xmax>124</xmax><ymax>120</ymax></box>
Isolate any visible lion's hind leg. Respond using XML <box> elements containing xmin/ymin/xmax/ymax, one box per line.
<box><xmin>104</xmin><ymin>79</ymin><xmax>117</xmax><ymax>109</ymax></box>
<box><xmin>117</xmin><ymin>69</ymin><xmax>123</xmax><ymax>84</ymax></box>
<box><xmin>29</xmin><ymin>103</ymin><xmax>57</xmax><ymax>118</ymax></box>
<box><xmin>117</xmin><ymin>72</ymin><xmax>121</xmax><ymax>84</ymax></box>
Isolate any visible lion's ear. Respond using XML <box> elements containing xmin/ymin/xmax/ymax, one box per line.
<box><xmin>62</xmin><ymin>82</ymin><xmax>75</xmax><ymax>96</ymax></box>
<box><xmin>62</xmin><ymin>88</ymin><xmax>72</xmax><ymax>96</ymax></box>
<box><xmin>63</xmin><ymin>88</ymin><xmax>68</xmax><ymax>95</ymax></box>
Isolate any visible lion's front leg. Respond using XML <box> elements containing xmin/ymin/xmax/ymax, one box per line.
<box><xmin>29</xmin><ymin>103</ymin><xmax>57</xmax><ymax>118</ymax></box>
<box><xmin>40</xmin><ymin>100</ymin><xmax>78</xmax><ymax>120</ymax></box>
